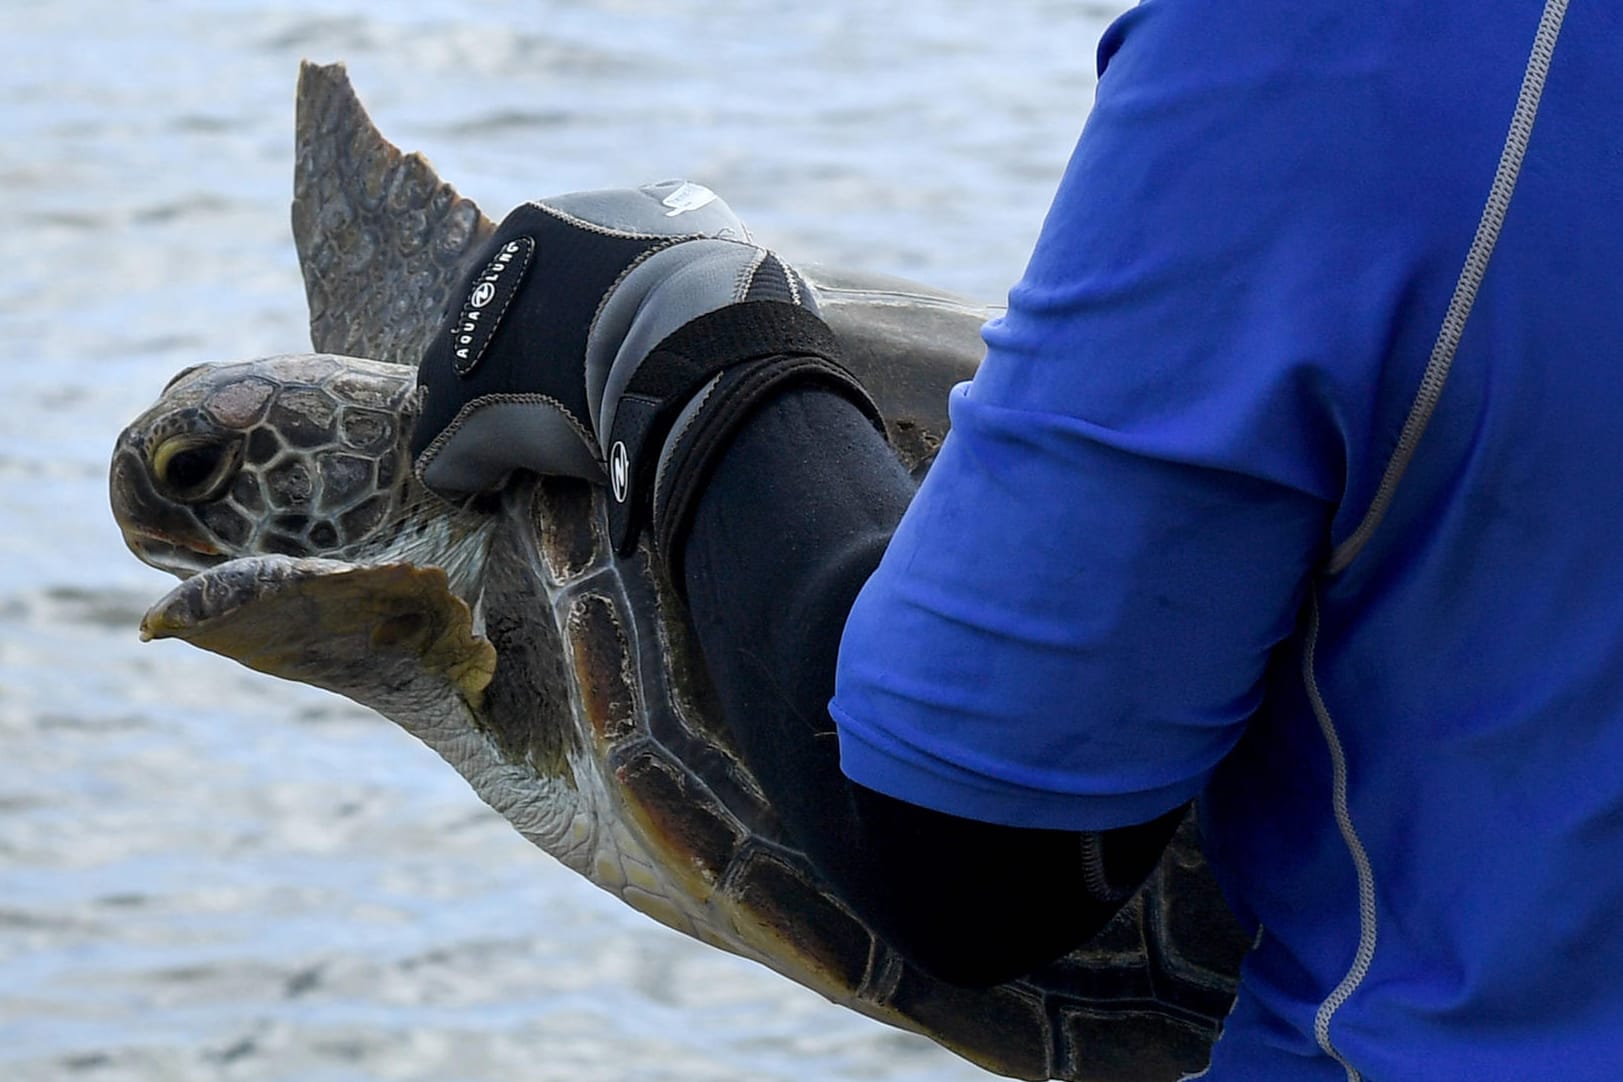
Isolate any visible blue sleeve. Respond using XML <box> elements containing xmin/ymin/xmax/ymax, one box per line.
<box><xmin>828</xmin><ymin>0</ymin><xmax>1456</xmax><ymax>830</ymax></box>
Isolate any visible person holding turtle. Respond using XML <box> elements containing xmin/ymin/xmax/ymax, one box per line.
<box><xmin>408</xmin><ymin>2</ymin><xmax>1623</xmax><ymax>1079</ymax></box>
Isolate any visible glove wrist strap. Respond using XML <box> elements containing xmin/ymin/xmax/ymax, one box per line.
<box><xmin>602</xmin><ymin>301</ymin><xmax>884</xmax><ymax>559</ymax></box>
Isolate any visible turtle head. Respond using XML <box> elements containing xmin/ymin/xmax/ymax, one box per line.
<box><xmin>112</xmin><ymin>353</ymin><xmax>491</xmax><ymax>594</ymax></box>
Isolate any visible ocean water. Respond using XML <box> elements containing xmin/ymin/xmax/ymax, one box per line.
<box><xmin>0</xmin><ymin>3</ymin><xmax>1125</xmax><ymax>1079</ymax></box>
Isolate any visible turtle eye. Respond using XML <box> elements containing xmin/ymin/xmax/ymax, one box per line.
<box><xmin>151</xmin><ymin>436</ymin><xmax>241</xmax><ymax>504</ymax></box>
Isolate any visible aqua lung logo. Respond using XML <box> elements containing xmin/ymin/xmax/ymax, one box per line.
<box><xmin>660</xmin><ymin>182</ymin><xmax>718</xmax><ymax>217</ymax></box>
<box><xmin>609</xmin><ymin>441</ymin><xmax>630</xmax><ymax>502</ymax></box>
<box><xmin>451</xmin><ymin>236</ymin><xmax>535</xmax><ymax>376</ymax></box>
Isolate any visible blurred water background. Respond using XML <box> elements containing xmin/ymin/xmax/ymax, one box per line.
<box><xmin>0</xmin><ymin>2</ymin><xmax>1126</xmax><ymax>1079</ymax></box>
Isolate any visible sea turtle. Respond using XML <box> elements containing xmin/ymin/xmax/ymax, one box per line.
<box><xmin>109</xmin><ymin>62</ymin><xmax>1249</xmax><ymax>1081</ymax></box>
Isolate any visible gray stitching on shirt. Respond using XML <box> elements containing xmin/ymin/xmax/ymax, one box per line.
<box><xmin>1304</xmin><ymin>594</ymin><xmax>1378</xmax><ymax>1082</ymax></box>
<box><xmin>1328</xmin><ymin>0</ymin><xmax>1570</xmax><ymax>574</ymax></box>
<box><xmin>1306</xmin><ymin>6</ymin><xmax>1570</xmax><ymax>1072</ymax></box>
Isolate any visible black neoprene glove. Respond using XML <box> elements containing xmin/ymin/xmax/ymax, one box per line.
<box><xmin>412</xmin><ymin>181</ymin><xmax>882</xmax><ymax>562</ymax></box>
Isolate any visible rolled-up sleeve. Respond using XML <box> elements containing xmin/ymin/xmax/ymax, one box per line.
<box><xmin>831</xmin><ymin>380</ymin><xmax>1332</xmax><ymax>830</ymax></box>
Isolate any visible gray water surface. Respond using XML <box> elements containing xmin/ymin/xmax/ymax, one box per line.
<box><xmin>1</xmin><ymin>3</ymin><xmax>1125</xmax><ymax>1078</ymax></box>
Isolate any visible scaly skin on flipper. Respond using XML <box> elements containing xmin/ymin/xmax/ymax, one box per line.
<box><xmin>294</xmin><ymin>61</ymin><xmax>496</xmax><ymax>367</ymax></box>
<box><xmin>110</xmin><ymin>63</ymin><xmax>1252</xmax><ymax>1081</ymax></box>
<box><xmin>139</xmin><ymin>558</ymin><xmax>495</xmax><ymax>709</ymax></box>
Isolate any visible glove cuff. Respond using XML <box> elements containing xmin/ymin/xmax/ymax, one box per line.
<box><xmin>601</xmin><ymin>301</ymin><xmax>883</xmax><ymax>560</ymax></box>
<box><xmin>650</xmin><ymin>353</ymin><xmax>881</xmax><ymax>578</ymax></box>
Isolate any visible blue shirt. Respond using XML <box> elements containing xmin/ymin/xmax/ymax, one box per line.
<box><xmin>829</xmin><ymin>2</ymin><xmax>1623</xmax><ymax>1078</ymax></box>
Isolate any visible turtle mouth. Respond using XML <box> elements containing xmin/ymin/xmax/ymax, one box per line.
<box><xmin>121</xmin><ymin>528</ymin><xmax>229</xmax><ymax>580</ymax></box>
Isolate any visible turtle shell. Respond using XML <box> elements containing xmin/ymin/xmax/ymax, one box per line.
<box><xmin>291</xmin><ymin>62</ymin><xmax>1250</xmax><ymax>1081</ymax></box>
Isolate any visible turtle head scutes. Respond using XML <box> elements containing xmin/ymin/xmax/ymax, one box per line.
<box><xmin>111</xmin><ymin>353</ymin><xmax>493</xmax><ymax>596</ymax></box>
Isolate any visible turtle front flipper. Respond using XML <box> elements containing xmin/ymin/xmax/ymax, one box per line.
<box><xmin>139</xmin><ymin>557</ymin><xmax>602</xmax><ymax>873</ymax></box>
<box><xmin>140</xmin><ymin>556</ymin><xmax>495</xmax><ymax>713</ymax></box>
<box><xmin>293</xmin><ymin>62</ymin><xmax>496</xmax><ymax>367</ymax></box>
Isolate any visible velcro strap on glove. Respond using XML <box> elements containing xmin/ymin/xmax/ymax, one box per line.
<box><xmin>603</xmin><ymin>301</ymin><xmax>884</xmax><ymax>557</ymax></box>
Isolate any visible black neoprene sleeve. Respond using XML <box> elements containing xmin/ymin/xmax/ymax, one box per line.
<box><xmin>679</xmin><ymin>382</ymin><xmax>1184</xmax><ymax>987</ymax></box>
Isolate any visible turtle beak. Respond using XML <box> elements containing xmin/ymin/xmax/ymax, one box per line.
<box><xmin>119</xmin><ymin>528</ymin><xmax>227</xmax><ymax>580</ymax></box>
<box><xmin>109</xmin><ymin>431</ymin><xmax>227</xmax><ymax>579</ymax></box>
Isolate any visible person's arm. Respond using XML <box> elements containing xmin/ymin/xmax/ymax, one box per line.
<box><xmin>679</xmin><ymin>384</ymin><xmax>1182</xmax><ymax>987</ymax></box>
